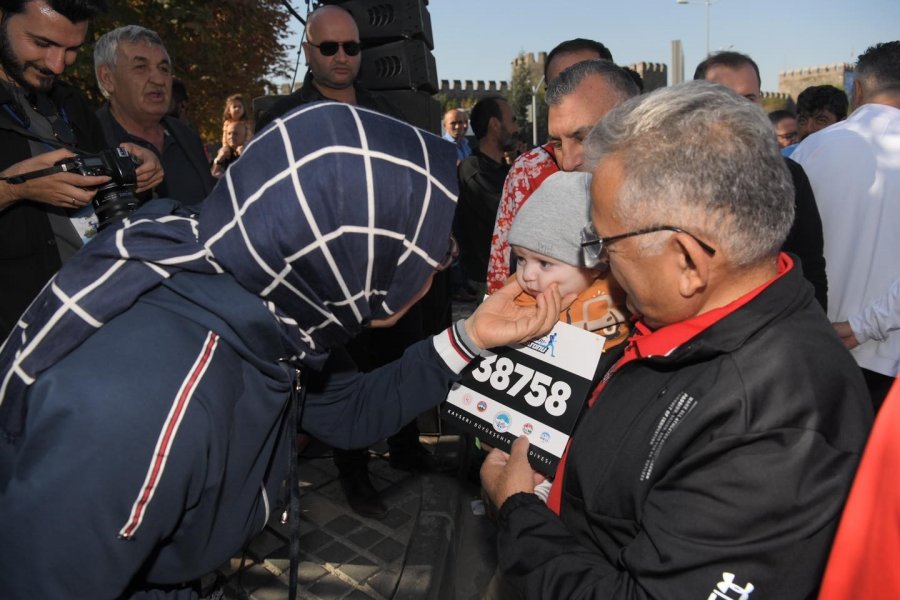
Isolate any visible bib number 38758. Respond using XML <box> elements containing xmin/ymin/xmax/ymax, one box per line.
<box><xmin>470</xmin><ymin>355</ymin><xmax>571</xmax><ymax>417</ymax></box>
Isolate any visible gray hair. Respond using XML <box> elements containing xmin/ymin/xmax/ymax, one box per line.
<box><xmin>94</xmin><ymin>25</ymin><xmax>169</xmax><ymax>99</ymax></box>
<box><xmin>546</xmin><ymin>59</ymin><xmax>640</xmax><ymax>107</ymax></box>
<box><xmin>583</xmin><ymin>80</ymin><xmax>794</xmax><ymax>267</ymax></box>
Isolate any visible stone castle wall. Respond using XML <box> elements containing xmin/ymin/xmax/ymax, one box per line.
<box><xmin>277</xmin><ymin>52</ymin><xmax>841</xmax><ymax>108</ymax></box>
<box><xmin>438</xmin><ymin>53</ymin><xmax>670</xmax><ymax>101</ymax></box>
<box><xmin>778</xmin><ymin>63</ymin><xmax>854</xmax><ymax>102</ymax></box>
<box><xmin>627</xmin><ymin>62</ymin><xmax>667</xmax><ymax>92</ymax></box>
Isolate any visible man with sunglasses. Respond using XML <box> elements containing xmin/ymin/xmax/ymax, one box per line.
<box><xmin>0</xmin><ymin>0</ymin><xmax>163</xmax><ymax>341</ymax></box>
<box><xmin>255</xmin><ymin>5</ymin><xmax>396</xmax><ymax>131</ymax></box>
<box><xmin>480</xmin><ymin>82</ymin><xmax>871</xmax><ymax>600</ymax></box>
<box><xmin>255</xmin><ymin>5</ymin><xmax>445</xmax><ymax>520</ymax></box>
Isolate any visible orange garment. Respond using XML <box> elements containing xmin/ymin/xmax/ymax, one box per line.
<box><xmin>511</xmin><ymin>275</ymin><xmax>630</xmax><ymax>352</ymax></box>
<box><xmin>818</xmin><ymin>377</ymin><xmax>900</xmax><ymax>600</ymax></box>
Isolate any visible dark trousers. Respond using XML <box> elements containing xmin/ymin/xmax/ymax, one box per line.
<box><xmin>862</xmin><ymin>367</ymin><xmax>895</xmax><ymax>413</ymax></box>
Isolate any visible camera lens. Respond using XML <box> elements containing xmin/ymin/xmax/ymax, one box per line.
<box><xmin>93</xmin><ymin>184</ymin><xmax>141</xmax><ymax>231</ymax></box>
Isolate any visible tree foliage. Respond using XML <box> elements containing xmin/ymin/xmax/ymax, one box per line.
<box><xmin>507</xmin><ymin>56</ymin><xmax>532</xmax><ymax>133</ymax></box>
<box><xmin>507</xmin><ymin>54</ymin><xmax>548</xmax><ymax>147</ymax></box>
<box><xmin>65</xmin><ymin>0</ymin><xmax>294</xmax><ymax>145</ymax></box>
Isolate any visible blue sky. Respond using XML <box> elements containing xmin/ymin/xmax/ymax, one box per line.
<box><xmin>284</xmin><ymin>0</ymin><xmax>899</xmax><ymax>94</ymax></box>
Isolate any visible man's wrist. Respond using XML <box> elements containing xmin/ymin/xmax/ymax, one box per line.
<box><xmin>0</xmin><ymin>180</ymin><xmax>21</xmax><ymax>211</ymax></box>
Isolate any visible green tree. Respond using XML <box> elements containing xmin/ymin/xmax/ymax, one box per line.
<box><xmin>507</xmin><ymin>55</ymin><xmax>532</xmax><ymax>138</ymax></box>
<box><xmin>507</xmin><ymin>54</ymin><xmax>549</xmax><ymax>147</ymax></box>
<box><xmin>66</xmin><ymin>0</ymin><xmax>293</xmax><ymax>145</ymax></box>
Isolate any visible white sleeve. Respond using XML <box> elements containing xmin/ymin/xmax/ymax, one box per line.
<box><xmin>848</xmin><ymin>277</ymin><xmax>900</xmax><ymax>343</ymax></box>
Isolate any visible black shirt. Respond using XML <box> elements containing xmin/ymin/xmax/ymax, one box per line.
<box><xmin>454</xmin><ymin>149</ymin><xmax>510</xmax><ymax>282</ymax></box>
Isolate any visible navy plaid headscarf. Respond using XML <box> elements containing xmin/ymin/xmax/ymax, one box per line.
<box><xmin>0</xmin><ymin>102</ymin><xmax>458</xmax><ymax>438</ymax></box>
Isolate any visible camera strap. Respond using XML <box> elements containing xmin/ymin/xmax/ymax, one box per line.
<box><xmin>0</xmin><ymin>163</ymin><xmax>69</xmax><ymax>184</ymax></box>
<box><xmin>0</xmin><ymin>108</ymin><xmax>89</xmax><ymax>184</ymax></box>
<box><xmin>0</xmin><ymin>107</ymin><xmax>82</xmax><ymax>154</ymax></box>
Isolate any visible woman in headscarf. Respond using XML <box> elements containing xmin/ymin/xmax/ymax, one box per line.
<box><xmin>0</xmin><ymin>102</ymin><xmax>565</xmax><ymax>598</ymax></box>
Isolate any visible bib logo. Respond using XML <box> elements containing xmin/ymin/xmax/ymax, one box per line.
<box><xmin>525</xmin><ymin>332</ymin><xmax>558</xmax><ymax>357</ymax></box>
<box><xmin>494</xmin><ymin>412</ymin><xmax>511</xmax><ymax>433</ymax></box>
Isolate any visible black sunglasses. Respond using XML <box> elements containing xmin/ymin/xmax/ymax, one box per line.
<box><xmin>580</xmin><ymin>222</ymin><xmax>716</xmax><ymax>268</ymax></box>
<box><xmin>307</xmin><ymin>40</ymin><xmax>361</xmax><ymax>57</ymax></box>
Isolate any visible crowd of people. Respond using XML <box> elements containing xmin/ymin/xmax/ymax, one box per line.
<box><xmin>0</xmin><ymin>0</ymin><xmax>897</xmax><ymax>598</ymax></box>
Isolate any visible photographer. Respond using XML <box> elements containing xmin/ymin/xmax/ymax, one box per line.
<box><xmin>0</xmin><ymin>0</ymin><xmax>163</xmax><ymax>340</ymax></box>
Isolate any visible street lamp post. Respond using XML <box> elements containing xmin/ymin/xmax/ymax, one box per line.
<box><xmin>677</xmin><ymin>0</ymin><xmax>717</xmax><ymax>57</ymax></box>
<box><xmin>531</xmin><ymin>74</ymin><xmax>545</xmax><ymax>146</ymax></box>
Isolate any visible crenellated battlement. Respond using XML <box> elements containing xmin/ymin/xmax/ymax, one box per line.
<box><xmin>778</xmin><ymin>63</ymin><xmax>854</xmax><ymax>102</ymax></box>
<box><xmin>626</xmin><ymin>62</ymin><xmax>668</xmax><ymax>92</ymax></box>
<box><xmin>779</xmin><ymin>63</ymin><xmax>853</xmax><ymax>79</ymax></box>
<box><xmin>511</xmin><ymin>51</ymin><xmax>549</xmax><ymax>68</ymax></box>
<box><xmin>439</xmin><ymin>78</ymin><xmax>510</xmax><ymax>101</ymax></box>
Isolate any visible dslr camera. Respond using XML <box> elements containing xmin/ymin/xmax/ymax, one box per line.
<box><xmin>55</xmin><ymin>147</ymin><xmax>141</xmax><ymax>231</ymax></box>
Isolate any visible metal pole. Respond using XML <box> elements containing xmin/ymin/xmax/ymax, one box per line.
<box><xmin>705</xmin><ymin>0</ymin><xmax>710</xmax><ymax>56</ymax></box>
<box><xmin>531</xmin><ymin>74</ymin><xmax>545</xmax><ymax>147</ymax></box>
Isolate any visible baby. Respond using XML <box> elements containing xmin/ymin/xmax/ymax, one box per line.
<box><xmin>507</xmin><ymin>171</ymin><xmax>630</xmax><ymax>351</ymax></box>
<box><xmin>505</xmin><ymin>171</ymin><xmax>630</xmax><ymax>502</ymax></box>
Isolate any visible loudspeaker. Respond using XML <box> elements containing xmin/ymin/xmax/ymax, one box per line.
<box><xmin>358</xmin><ymin>39</ymin><xmax>438</xmax><ymax>93</ymax></box>
<box><xmin>252</xmin><ymin>94</ymin><xmax>289</xmax><ymax>125</ymax></box>
<box><xmin>339</xmin><ymin>0</ymin><xmax>434</xmax><ymax>49</ymax></box>
<box><xmin>379</xmin><ymin>89</ymin><xmax>441</xmax><ymax>135</ymax></box>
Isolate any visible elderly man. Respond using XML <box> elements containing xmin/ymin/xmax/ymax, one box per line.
<box><xmin>94</xmin><ymin>25</ymin><xmax>214</xmax><ymax>206</ymax></box>
<box><xmin>481</xmin><ymin>82</ymin><xmax>872</xmax><ymax>599</ymax></box>
<box><xmin>442</xmin><ymin>107</ymin><xmax>471</xmax><ymax>162</ymax></box>
<box><xmin>486</xmin><ymin>40</ymin><xmax>622</xmax><ymax>293</ymax></box>
<box><xmin>255</xmin><ymin>5</ymin><xmax>396</xmax><ymax>130</ymax></box>
<box><xmin>0</xmin><ymin>1</ymin><xmax>162</xmax><ymax>341</ymax></box>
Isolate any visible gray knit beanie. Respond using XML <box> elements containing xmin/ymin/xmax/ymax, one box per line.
<box><xmin>508</xmin><ymin>171</ymin><xmax>592</xmax><ymax>267</ymax></box>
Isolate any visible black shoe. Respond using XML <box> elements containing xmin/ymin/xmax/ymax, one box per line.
<box><xmin>339</xmin><ymin>474</ymin><xmax>387</xmax><ymax>519</ymax></box>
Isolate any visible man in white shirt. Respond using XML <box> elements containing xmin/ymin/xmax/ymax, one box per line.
<box><xmin>792</xmin><ymin>41</ymin><xmax>900</xmax><ymax>410</ymax></box>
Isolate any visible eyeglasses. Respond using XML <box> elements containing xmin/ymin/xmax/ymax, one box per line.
<box><xmin>435</xmin><ymin>236</ymin><xmax>459</xmax><ymax>272</ymax></box>
<box><xmin>307</xmin><ymin>40</ymin><xmax>361</xmax><ymax>57</ymax></box>
<box><xmin>580</xmin><ymin>222</ymin><xmax>716</xmax><ymax>268</ymax></box>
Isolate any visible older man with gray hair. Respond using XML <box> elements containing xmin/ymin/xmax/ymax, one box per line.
<box><xmin>94</xmin><ymin>25</ymin><xmax>214</xmax><ymax>206</ymax></box>
<box><xmin>480</xmin><ymin>81</ymin><xmax>872</xmax><ymax>599</ymax></box>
